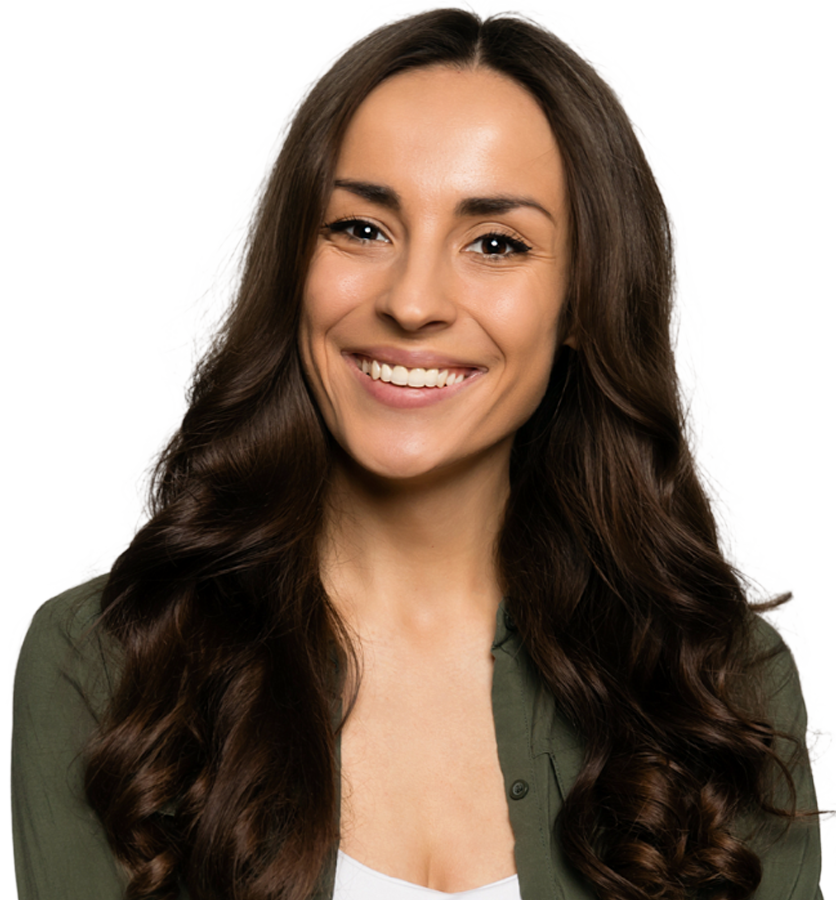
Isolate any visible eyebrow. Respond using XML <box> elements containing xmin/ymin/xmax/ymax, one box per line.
<box><xmin>334</xmin><ymin>179</ymin><xmax>401</xmax><ymax>210</ymax></box>
<box><xmin>333</xmin><ymin>179</ymin><xmax>553</xmax><ymax>222</ymax></box>
<box><xmin>455</xmin><ymin>195</ymin><xmax>553</xmax><ymax>222</ymax></box>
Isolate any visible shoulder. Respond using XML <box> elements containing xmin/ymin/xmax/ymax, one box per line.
<box><xmin>12</xmin><ymin>576</ymin><xmax>133</xmax><ymax>898</ymax></box>
<box><xmin>745</xmin><ymin>613</ymin><xmax>807</xmax><ymax>737</ymax></box>
<box><xmin>748</xmin><ymin>612</ymin><xmax>791</xmax><ymax>660</ymax></box>
<box><xmin>21</xmin><ymin>574</ymin><xmax>108</xmax><ymax>646</ymax></box>
<box><xmin>15</xmin><ymin>574</ymin><xmax>120</xmax><ymax>722</ymax></box>
<box><xmin>742</xmin><ymin>618</ymin><xmax>822</xmax><ymax>897</ymax></box>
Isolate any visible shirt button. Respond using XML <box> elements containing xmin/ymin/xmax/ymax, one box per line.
<box><xmin>509</xmin><ymin>779</ymin><xmax>529</xmax><ymax>800</ymax></box>
<box><xmin>504</xmin><ymin>610</ymin><xmax>517</xmax><ymax>633</ymax></box>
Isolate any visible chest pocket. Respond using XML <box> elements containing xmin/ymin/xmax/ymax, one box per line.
<box><xmin>530</xmin><ymin>685</ymin><xmax>584</xmax><ymax>803</ymax></box>
<box><xmin>546</xmin><ymin>738</ymin><xmax>583</xmax><ymax>801</ymax></box>
<box><xmin>527</xmin><ymin>746</ymin><xmax>599</xmax><ymax>900</ymax></box>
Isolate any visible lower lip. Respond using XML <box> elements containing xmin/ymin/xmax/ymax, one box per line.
<box><xmin>345</xmin><ymin>355</ymin><xmax>479</xmax><ymax>409</ymax></box>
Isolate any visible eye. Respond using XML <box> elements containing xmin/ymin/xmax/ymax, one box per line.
<box><xmin>326</xmin><ymin>218</ymin><xmax>390</xmax><ymax>243</ymax></box>
<box><xmin>464</xmin><ymin>232</ymin><xmax>532</xmax><ymax>259</ymax></box>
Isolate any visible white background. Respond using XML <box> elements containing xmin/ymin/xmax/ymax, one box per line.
<box><xmin>2</xmin><ymin>0</ymin><xmax>833</xmax><ymax>892</ymax></box>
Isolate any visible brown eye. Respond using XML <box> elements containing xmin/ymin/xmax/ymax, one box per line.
<box><xmin>465</xmin><ymin>232</ymin><xmax>531</xmax><ymax>258</ymax></box>
<box><xmin>327</xmin><ymin>218</ymin><xmax>389</xmax><ymax>243</ymax></box>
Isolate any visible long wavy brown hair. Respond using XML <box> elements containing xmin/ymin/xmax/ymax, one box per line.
<box><xmin>84</xmin><ymin>9</ymin><xmax>810</xmax><ymax>900</ymax></box>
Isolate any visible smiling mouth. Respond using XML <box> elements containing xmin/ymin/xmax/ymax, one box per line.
<box><xmin>354</xmin><ymin>355</ymin><xmax>474</xmax><ymax>389</ymax></box>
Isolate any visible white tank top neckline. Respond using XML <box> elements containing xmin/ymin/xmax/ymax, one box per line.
<box><xmin>333</xmin><ymin>849</ymin><xmax>523</xmax><ymax>899</ymax></box>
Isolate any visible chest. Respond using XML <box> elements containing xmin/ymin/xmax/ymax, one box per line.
<box><xmin>337</xmin><ymin>640</ymin><xmax>517</xmax><ymax>891</ymax></box>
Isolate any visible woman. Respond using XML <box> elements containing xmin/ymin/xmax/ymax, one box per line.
<box><xmin>12</xmin><ymin>9</ymin><xmax>821</xmax><ymax>900</ymax></box>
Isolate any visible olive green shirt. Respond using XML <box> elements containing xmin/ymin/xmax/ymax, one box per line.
<box><xmin>12</xmin><ymin>578</ymin><xmax>822</xmax><ymax>899</ymax></box>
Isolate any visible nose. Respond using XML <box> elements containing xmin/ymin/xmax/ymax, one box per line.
<box><xmin>375</xmin><ymin>243</ymin><xmax>457</xmax><ymax>332</ymax></box>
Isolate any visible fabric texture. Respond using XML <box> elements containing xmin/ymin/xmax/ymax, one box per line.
<box><xmin>12</xmin><ymin>577</ymin><xmax>823</xmax><ymax>900</ymax></box>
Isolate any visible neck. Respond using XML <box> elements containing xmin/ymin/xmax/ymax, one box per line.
<box><xmin>320</xmin><ymin>447</ymin><xmax>510</xmax><ymax>639</ymax></box>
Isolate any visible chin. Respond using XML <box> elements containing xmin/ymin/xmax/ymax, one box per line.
<box><xmin>328</xmin><ymin>423</ymin><xmax>450</xmax><ymax>481</ymax></box>
<box><xmin>342</xmin><ymin>445</ymin><xmax>448</xmax><ymax>484</ymax></box>
<box><xmin>334</xmin><ymin>428</ymin><xmax>511</xmax><ymax>488</ymax></box>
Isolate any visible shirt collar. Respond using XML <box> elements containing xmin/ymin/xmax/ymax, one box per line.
<box><xmin>493</xmin><ymin>597</ymin><xmax>521</xmax><ymax>651</ymax></box>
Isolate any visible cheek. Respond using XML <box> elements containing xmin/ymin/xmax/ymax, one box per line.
<box><xmin>480</xmin><ymin>275</ymin><xmax>565</xmax><ymax>431</ymax></box>
<box><xmin>297</xmin><ymin>287</ymin><xmax>338</xmax><ymax>433</ymax></box>
<box><xmin>479</xmin><ymin>274</ymin><xmax>564</xmax><ymax>373</ymax></box>
<box><xmin>303</xmin><ymin>247</ymin><xmax>381</xmax><ymax>334</ymax></box>
<box><xmin>300</xmin><ymin>250</ymin><xmax>389</xmax><ymax>414</ymax></box>
<box><xmin>299</xmin><ymin>252</ymin><xmax>355</xmax><ymax>384</ymax></box>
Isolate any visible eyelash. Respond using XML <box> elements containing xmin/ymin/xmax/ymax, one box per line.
<box><xmin>325</xmin><ymin>217</ymin><xmax>389</xmax><ymax>243</ymax></box>
<box><xmin>324</xmin><ymin>217</ymin><xmax>532</xmax><ymax>259</ymax></box>
<box><xmin>466</xmin><ymin>232</ymin><xmax>532</xmax><ymax>259</ymax></box>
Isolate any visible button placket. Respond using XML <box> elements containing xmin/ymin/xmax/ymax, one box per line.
<box><xmin>492</xmin><ymin>600</ymin><xmax>562</xmax><ymax>899</ymax></box>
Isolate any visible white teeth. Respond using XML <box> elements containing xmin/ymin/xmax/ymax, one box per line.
<box><xmin>359</xmin><ymin>357</ymin><xmax>471</xmax><ymax>389</ymax></box>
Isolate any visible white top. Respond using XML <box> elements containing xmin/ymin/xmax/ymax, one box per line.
<box><xmin>334</xmin><ymin>851</ymin><xmax>523</xmax><ymax>899</ymax></box>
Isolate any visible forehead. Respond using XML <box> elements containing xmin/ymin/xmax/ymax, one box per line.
<box><xmin>334</xmin><ymin>65</ymin><xmax>564</xmax><ymax>208</ymax></box>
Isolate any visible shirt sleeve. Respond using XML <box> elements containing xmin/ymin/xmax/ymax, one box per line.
<box><xmin>12</xmin><ymin>578</ymin><xmax>129</xmax><ymax>900</ymax></box>
<box><xmin>749</xmin><ymin>618</ymin><xmax>822</xmax><ymax>900</ymax></box>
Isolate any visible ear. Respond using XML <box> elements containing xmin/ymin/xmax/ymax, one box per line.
<box><xmin>562</xmin><ymin>333</ymin><xmax>577</xmax><ymax>349</ymax></box>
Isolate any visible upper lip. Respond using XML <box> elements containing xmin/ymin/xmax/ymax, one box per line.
<box><xmin>345</xmin><ymin>346</ymin><xmax>485</xmax><ymax>371</ymax></box>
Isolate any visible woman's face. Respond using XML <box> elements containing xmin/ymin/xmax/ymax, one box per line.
<box><xmin>300</xmin><ymin>65</ymin><xmax>571</xmax><ymax>483</ymax></box>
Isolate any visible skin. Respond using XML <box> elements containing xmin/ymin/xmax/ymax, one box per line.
<box><xmin>299</xmin><ymin>65</ymin><xmax>571</xmax><ymax>891</ymax></box>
